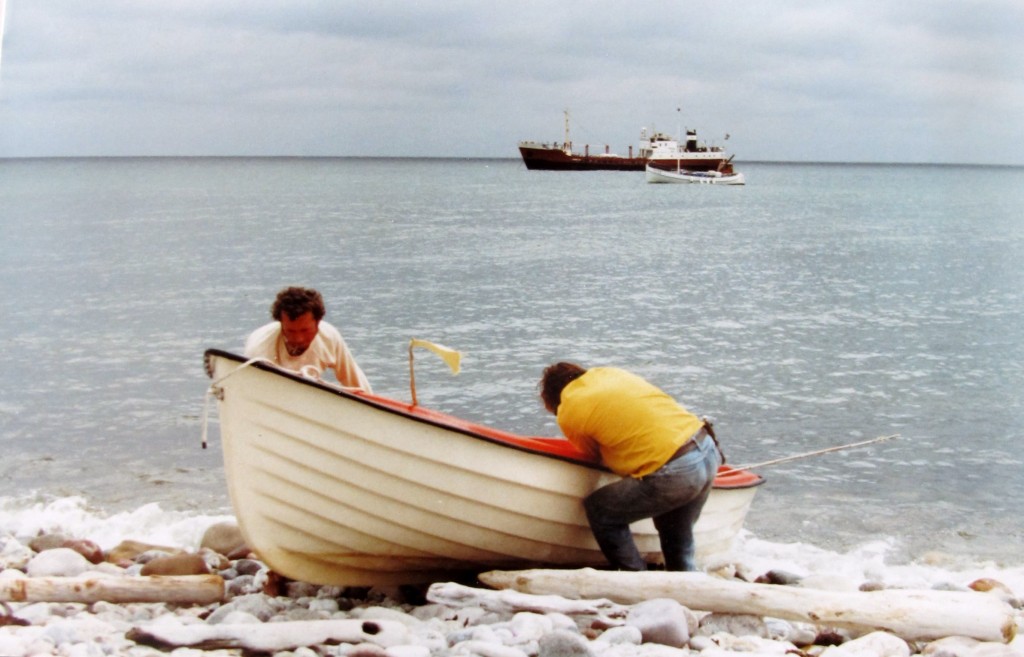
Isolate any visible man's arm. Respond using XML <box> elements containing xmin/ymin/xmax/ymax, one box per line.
<box><xmin>322</xmin><ymin>323</ymin><xmax>372</xmax><ymax>393</ymax></box>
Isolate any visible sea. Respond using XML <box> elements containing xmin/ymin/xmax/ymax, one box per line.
<box><xmin>1</xmin><ymin>157</ymin><xmax>1022</xmax><ymax>587</ymax></box>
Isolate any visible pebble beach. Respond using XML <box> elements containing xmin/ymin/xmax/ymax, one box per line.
<box><xmin>2</xmin><ymin>497</ymin><xmax>1022</xmax><ymax>657</ymax></box>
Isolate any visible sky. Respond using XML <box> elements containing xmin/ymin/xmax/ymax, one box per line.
<box><xmin>1</xmin><ymin>1</ymin><xmax>1022</xmax><ymax>164</ymax></box>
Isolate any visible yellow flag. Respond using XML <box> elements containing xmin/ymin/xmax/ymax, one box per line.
<box><xmin>409</xmin><ymin>339</ymin><xmax>461</xmax><ymax>374</ymax></box>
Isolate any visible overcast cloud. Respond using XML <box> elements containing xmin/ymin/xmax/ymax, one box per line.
<box><xmin>1</xmin><ymin>1</ymin><xmax>1022</xmax><ymax>163</ymax></box>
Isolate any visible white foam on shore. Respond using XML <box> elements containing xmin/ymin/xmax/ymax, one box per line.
<box><xmin>0</xmin><ymin>494</ymin><xmax>233</xmax><ymax>552</ymax></box>
<box><xmin>2</xmin><ymin>494</ymin><xmax>1022</xmax><ymax>599</ymax></box>
<box><xmin>729</xmin><ymin>532</ymin><xmax>1024</xmax><ymax>597</ymax></box>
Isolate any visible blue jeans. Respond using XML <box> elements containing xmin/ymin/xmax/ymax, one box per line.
<box><xmin>583</xmin><ymin>436</ymin><xmax>721</xmax><ymax>571</ymax></box>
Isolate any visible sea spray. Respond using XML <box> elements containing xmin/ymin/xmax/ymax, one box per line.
<box><xmin>0</xmin><ymin>494</ymin><xmax>233</xmax><ymax>552</ymax></box>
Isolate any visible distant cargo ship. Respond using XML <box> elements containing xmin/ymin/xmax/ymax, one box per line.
<box><xmin>518</xmin><ymin>111</ymin><xmax>735</xmax><ymax>173</ymax></box>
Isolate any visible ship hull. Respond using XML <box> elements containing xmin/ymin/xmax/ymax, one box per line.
<box><xmin>518</xmin><ymin>145</ymin><xmax>647</xmax><ymax>171</ymax></box>
<box><xmin>519</xmin><ymin>145</ymin><xmax>728</xmax><ymax>172</ymax></box>
<box><xmin>645</xmin><ymin>153</ymin><xmax>730</xmax><ymax>172</ymax></box>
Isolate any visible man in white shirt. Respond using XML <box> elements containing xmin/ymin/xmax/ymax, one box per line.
<box><xmin>244</xmin><ymin>287</ymin><xmax>372</xmax><ymax>392</ymax></box>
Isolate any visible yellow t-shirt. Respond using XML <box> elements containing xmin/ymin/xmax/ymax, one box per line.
<box><xmin>556</xmin><ymin>367</ymin><xmax>703</xmax><ymax>478</ymax></box>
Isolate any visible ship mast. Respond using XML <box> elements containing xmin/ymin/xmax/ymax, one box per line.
<box><xmin>563</xmin><ymin>109</ymin><xmax>571</xmax><ymax>151</ymax></box>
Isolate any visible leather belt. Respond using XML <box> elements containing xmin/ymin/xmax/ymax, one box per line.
<box><xmin>666</xmin><ymin>426</ymin><xmax>708</xmax><ymax>463</ymax></box>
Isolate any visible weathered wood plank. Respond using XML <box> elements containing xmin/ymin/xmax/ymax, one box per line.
<box><xmin>0</xmin><ymin>575</ymin><xmax>224</xmax><ymax>605</ymax></box>
<box><xmin>479</xmin><ymin>568</ymin><xmax>1016</xmax><ymax>642</ymax></box>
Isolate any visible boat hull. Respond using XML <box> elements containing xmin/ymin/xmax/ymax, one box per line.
<box><xmin>205</xmin><ymin>350</ymin><xmax>763</xmax><ymax>586</ymax></box>
<box><xmin>646</xmin><ymin>165</ymin><xmax>746</xmax><ymax>185</ymax></box>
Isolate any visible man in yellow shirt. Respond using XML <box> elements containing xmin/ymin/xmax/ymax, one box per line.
<box><xmin>539</xmin><ymin>362</ymin><xmax>720</xmax><ymax>571</ymax></box>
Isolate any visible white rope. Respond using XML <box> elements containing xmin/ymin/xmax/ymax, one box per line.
<box><xmin>731</xmin><ymin>434</ymin><xmax>900</xmax><ymax>471</ymax></box>
<box><xmin>200</xmin><ymin>357</ymin><xmax>271</xmax><ymax>449</ymax></box>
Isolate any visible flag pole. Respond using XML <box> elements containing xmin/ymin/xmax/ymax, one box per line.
<box><xmin>408</xmin><ymin>342</ymin><xmax>419</xmax><ymax>406</ymax></box>
<box><xmin>408</xmin><ymin>339</ymin><xmax>462</xmax><ymax>407</ymax></box>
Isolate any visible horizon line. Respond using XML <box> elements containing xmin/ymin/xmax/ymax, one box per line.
<box><xmin>2</xmin><ymin>154</ymin><xmax>1024</xmax><ymax>167</ymax></box>
<box><xmin>1</xmin><ymin>154</ymin><xmax>1022</xmax><ymax>168</ymax></box>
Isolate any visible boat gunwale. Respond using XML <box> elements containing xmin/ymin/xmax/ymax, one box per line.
<box><xmin>205</xmin><ymin>348</ymin><xmax>764</xmax><ymax>491</ymax></box>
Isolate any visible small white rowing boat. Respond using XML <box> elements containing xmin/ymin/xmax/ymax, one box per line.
<box><xmin>646</xmin><ymin>164</ymin><xmax>746</xmax><ymax>185</ymax></box>
<box><xmin>204</xmin><ymin>349</ymin><xmax>764</xmax><ymax>586</ymax></box>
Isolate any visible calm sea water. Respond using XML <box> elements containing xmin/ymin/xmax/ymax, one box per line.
<box><xmin>1</xmin><ymin>157</ymin><xmax>1022</xmax><ymax>565</ymax></box>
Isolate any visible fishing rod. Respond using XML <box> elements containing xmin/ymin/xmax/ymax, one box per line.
<box><xmin>730</xmin><ymin>434</ymin><xmax>900</xmax><ymax>471</ymax></box>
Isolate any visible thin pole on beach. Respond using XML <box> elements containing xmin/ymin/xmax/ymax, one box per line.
<box><xmin>731</xmin><ymin>434</ymin><xmax>900</xmax><ymax>471</ymax></box>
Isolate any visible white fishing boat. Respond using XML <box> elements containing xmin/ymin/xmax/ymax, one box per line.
<box><xmin>203</xmin><ymin>348</ymin><xmax>764</xmax><ymax>586</ymax></box>
<box><xmin>646</xmin><ymin>164</ymin><xmax>746</xmax><ymax>185</ymax></box>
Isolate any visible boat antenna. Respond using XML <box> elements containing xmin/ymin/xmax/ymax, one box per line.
<box><xmin>563</xmin><ymin>109</ymin><xmax>570</xmax><ymax>150</ymax></box>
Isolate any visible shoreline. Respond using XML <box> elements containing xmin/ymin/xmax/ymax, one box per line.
<box><xmin>2</xmin><ymin>502</ymin><xmax>1023</xmax><ymax>655</ymax></box>
<box><xmin>5</xmin><ymin>490</ymin><xmax>1023</xmax><ymax>571</ymax></box>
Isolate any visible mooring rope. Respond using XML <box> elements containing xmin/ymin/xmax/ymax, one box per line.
<box><xmin>200</xmin><ymin>357</ymin><xmax>271</xmax><ymax>449</ymax></box>
<box><xmin>730</xmin><ymin>434</ymin><xmax>900</xmax><ymax>471</ymax></box>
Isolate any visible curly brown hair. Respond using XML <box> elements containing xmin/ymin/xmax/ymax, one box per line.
<box><xmin>271</xmin><ymin>287</ymin><xmax>326</xmax><ymax>322</ymax></box>
<box><xmin>539</xmin><ymin>361</ymin><xmax>587</xmax><ymax>414</ymax></box>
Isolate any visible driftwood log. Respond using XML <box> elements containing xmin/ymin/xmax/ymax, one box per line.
<box><xmin>127</xmin><ymin>619</ymin><xmax>410</xmax><ymax>652</ymax></box>
<box><xmin>0</xmin><ymin>575</ymin><xmax>224</xmax><ymax>605</ymax></box>
<box><xmin>479</xmin><ymin>568</ymin><xmax>1017</xmax><ymax>643</ymax></box>
<box><xmin>428</xmin><ymin>581</ymin><xmax>629</xmax><ymax>622</ymax></box>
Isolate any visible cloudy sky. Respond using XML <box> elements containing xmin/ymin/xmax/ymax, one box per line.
<box><xmin>1</xmin><ymin>1</ymin><xmax>1022</xmax><ymax>163</ymax></box>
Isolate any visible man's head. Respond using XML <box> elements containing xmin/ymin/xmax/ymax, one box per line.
<box><xmin>539</xmin><ymin>361</ymin><xmax>587</xmax><ymax>414</ymax></box>
<box><xmin>271</xmin><ymin>287</ymin><xmax>326</xmax><ymax>357</ymax></box>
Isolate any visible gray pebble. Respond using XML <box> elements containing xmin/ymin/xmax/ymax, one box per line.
<box><xmin>538</xmin><ymin>630</ymin><xmax>595</xmax><ymax>657</ymax></box>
